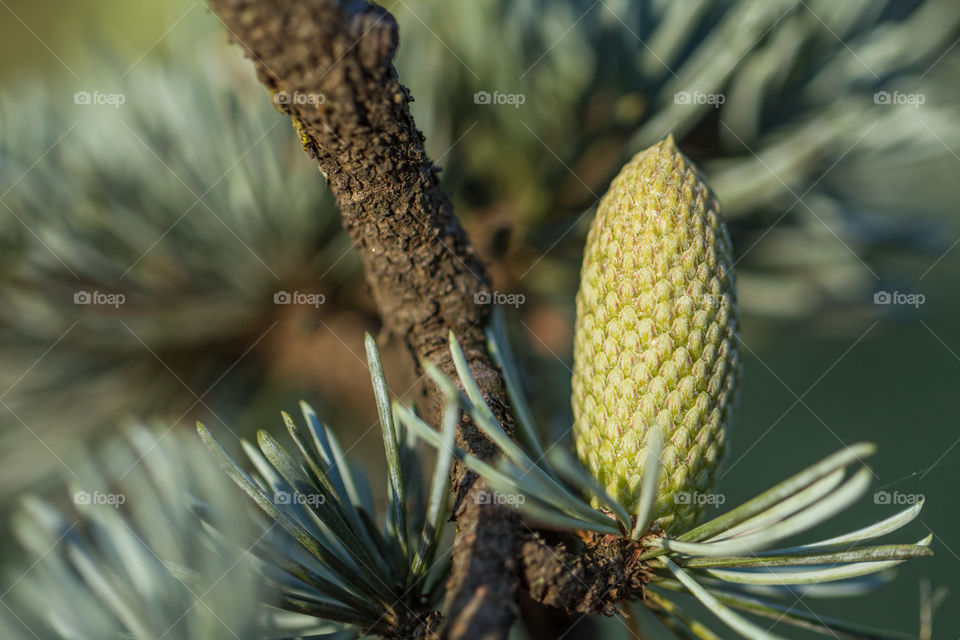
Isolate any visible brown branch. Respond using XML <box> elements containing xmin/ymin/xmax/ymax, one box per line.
<box><xmin>205</xmin><ymin>0</ymin><xmax>519</xmax><ymax>638</ymax></box>
<box><xmin>519</xmin><ymin>531</ymin><xmax>653</xmax><ymax>617</ymax></box>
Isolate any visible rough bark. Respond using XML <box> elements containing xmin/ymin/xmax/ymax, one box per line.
<box><xmin>519</xmin><ymin>532</ymin><xmax>652</xmax><ymax>617</ymax></box>
<box><xmin>205</xmin><ymin>0</ymin><xmax>518</xmax><ymax>638</ymax></box>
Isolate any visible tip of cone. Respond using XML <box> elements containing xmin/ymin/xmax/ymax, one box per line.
<box><xmin>653</xmin><ymin>132</ymin><xmax>680</xmax><ymax>154</ymax></box>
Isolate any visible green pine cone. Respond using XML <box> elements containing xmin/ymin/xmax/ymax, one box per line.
<box><xmin>571</xmin><ymin>135</ymin><xmax>740</xmax><ymax>533</ymax></box>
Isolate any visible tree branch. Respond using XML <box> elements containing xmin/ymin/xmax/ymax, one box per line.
<box><xmin>519</xmin><ymin>531</ymin><xmax>652</xmax><ymax>617</ymax></box>
<box><xmin>205</xmin><ymin>0</ymin><xmax>518</xmax><ymax>637</ymax></box>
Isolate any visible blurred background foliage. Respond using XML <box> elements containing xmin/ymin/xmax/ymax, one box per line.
<box><xmin>0</xmin><ymin>0</ymin><xmax>958</xmax><ymax>636</ymax></box>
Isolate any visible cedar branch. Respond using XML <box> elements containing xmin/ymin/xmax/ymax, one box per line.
<box><xmin>204</xmin><ymin>0</ymin><xmax>519</xmax><ymax>638</ymax></box>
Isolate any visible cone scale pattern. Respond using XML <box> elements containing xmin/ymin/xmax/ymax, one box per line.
<box><xmin>572</xmin><ymin>135</ymin><xmax>739</xmax><ymax>533</ymax></box>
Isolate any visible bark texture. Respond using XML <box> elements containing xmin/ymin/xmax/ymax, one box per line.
<box><xmin>205</xmin><ymin>0</ymin><xmax>519</xmax><ymax>638</ymax></box>
<box><xmin>520</xmin><ymin>532</ymin><xmax>652</xmax><ymax>617</ymax></box>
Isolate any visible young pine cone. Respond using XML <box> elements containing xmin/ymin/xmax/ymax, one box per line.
<box><xmin>571</xmin><ymin>135</ymin><xmax>740</xmax><ymax>533</ymax></box>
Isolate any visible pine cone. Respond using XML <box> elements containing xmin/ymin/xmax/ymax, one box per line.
<box><xmin>571</xmin><ymin>135</ymin><xmax>739</xmax><ymax>533</ymax></box>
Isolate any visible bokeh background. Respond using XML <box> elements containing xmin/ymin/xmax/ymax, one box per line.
<box><xmin>1</xmin><ymin>0</ymin><xmax>958</xmax><ymax>637</ymax></box>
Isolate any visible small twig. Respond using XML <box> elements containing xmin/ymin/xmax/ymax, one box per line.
<box><xmin>918</xmin><ymin>578</ymin><xmax>949</xmax><ymax>640</ymax></box>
